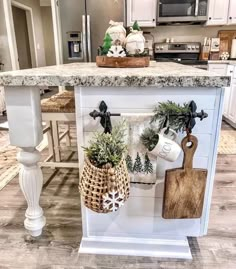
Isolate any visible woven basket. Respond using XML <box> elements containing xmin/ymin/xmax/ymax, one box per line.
<box><xmin>79</xmin><ymin>157</ymin><xmax>130</xmax><ymax>213</ymax></box>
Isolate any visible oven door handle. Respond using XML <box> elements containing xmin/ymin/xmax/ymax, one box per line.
<box><xmin>195</xmin><ymin>0</ymin><xmax>199</xmax><ymax>16</ymax></box>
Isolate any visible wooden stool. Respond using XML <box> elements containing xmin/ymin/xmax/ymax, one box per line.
<box><xmin>40</xmin><ymin>91</ymin><xmax>79</xmax><ymax>168</ymax></box>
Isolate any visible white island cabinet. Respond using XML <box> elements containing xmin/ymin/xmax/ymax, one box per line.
<box><xmin>0</xmin><ymin>62</ymin><xmax>230</xmax><ymax>259</ymax></box>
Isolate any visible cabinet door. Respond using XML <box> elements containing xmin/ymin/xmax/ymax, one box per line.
<box><xmin>228</xmin><ymin>80</ymin><xmax>236</xmax><ymax>123</ymax></box>
<box><xmin>223</xmin><ymin>65</ymin><xmax>234</xmax><ymax>117</ymax></box>
<box><xmin>228</xmin><ymin>0</ymin><xmax>236</xmax><ymax>25</ymax></box>
<box><xmin>126</xmin><ymin>0</ymin><xmax>157</xmax><ymax>27</ymax></box>
<box><xmin>208</xmin><ymin>64</ymin><xmax>228</xmax><ymax>75</ymax></box>
<box><xmin>206</xmin><ymin>0</ymin><xmax>230</xmax><ymax>25</ymax></box>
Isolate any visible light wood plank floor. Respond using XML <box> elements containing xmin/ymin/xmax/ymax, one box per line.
<box><xmin>0</xmin><ymin>121</ymin><xmax>235</xmax><ymax>269</ymax></box>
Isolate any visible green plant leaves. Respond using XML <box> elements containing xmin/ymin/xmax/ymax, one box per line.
<box><xmin>83</xmin><ymin>121</ymin><xmax>127</xmax><ymax>168</ymax></box>
<box><xmin>140</xmin><ymin>127</ymin><xmax>159</xmax><ymax>151</ymax></box>
<box><xmin>151</xmin><ymin>101</ymin><xmax>190</xmax><ymax>133</ymax></box>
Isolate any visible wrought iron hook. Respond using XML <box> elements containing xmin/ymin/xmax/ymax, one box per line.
<box><xmin>89</xmin><ymin>100</ymin><xmax>208</xmax><ymax>134</ymax></box>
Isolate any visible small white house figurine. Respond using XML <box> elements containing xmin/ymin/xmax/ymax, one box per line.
<box><xmin>106</xmin><ymin>20</ymin><xmax>126</xmax><ymax>45</ymax></box>
<box><xmin>125</xmin><ymin>29</ymin><xmax>145</xmax><ymax>55</ymax></box>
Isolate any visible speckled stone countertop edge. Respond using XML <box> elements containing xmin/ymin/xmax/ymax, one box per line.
<box><xmin>0</xmin><ymin>75</ymin><xmax>230</xmax><ymax>88</ymax></box>
<box><xmin>0</xmin><ymin>62</ymin><xmax>231</xmax><ymax>88</ymax></box>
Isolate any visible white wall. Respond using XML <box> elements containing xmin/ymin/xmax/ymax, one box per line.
<box><xmin>41</xmin><ymin>6</ymin><xmax>56</xmax><ymax>66</ymax></box>
<box><xmin>0</xmin><ymin>0</ymin><xmax>46</xmax><ymax>71</ymax></box>
<box><xmin>14</xmin><ymin>0</ymin><xmax>46</xmax><ymax>67</ymax></box>
<box><xmin>146</xmin><ymin>24</ymin><xmax>236</xmax><ymax>44</ymax></box>
<box><xmin>0</xmin><ymin>0</ymin><xmax>12</xmax><ymax>71</ymax></box>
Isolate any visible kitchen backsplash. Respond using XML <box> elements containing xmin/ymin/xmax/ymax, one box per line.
<box><xmin>146</xmin><ymin>25</ymin><xmax>236</xmax><ymax>44</ymax></box>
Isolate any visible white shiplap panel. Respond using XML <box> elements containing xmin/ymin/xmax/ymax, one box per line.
<box><xmin>81</xmin><ymin>87</ymin><xmax>217</xmax><ymax>110</ymax></box>
<box><xmin>77</xmin><ymin>86</ymin><xmax>222</xmax><ymax>244</ymax></box>
<box><xmin>87</xmin><ymin>201</ymin><xmax>201</xmax><ymax>237</ymax></box>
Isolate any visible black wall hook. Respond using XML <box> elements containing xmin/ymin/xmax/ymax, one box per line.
<box><xmin>89</xmin><ymin>100</ymin><xmax>208</xmax><ymax>134</ymax></box>
<box><xmin>185</xmin><ymin>101</ymin><xmax>208</xmax><ymax>133</ymax></box>
<box><xmin>89</xmin><ymin>101</ymin><xmax>115</xmax><ymax>133</ymax></box>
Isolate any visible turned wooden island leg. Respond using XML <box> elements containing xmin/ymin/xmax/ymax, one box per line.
<box><xmin>4</xmin><ymin>86</ymin><xmax>46</xmax><ymax>236</ymax></box>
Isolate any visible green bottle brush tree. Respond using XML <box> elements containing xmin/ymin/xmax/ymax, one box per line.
<box><xmin>126</xmin><ymin>153</ymin><xmax>153</xmax><ymax>174</ymax></box>
<box><xmin>101</xmin><ymin>33</ymin><xmax>113</xmax><ymax>56</ymax></box>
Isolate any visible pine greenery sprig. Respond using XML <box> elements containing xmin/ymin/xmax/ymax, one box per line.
<box><xmin>83</xmin><ymin>121</ymin><xmax>127</xmax><ymax>168</ymax></box>
<box><xmin>151</xmin><ymin>101</ymin><xmax>190</xmax><ymax>133</ymax></box>
<box><xmin>140</xmin><ymin>127</ymin><xmax>159</xmax><ymax>151</ymax></box>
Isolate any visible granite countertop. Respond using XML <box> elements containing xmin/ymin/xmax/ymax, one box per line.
<box><xmin>208</xmin><ymin>60</ymin><xmax>236</xmax><ymax>65</ymax></box>
<box><xmin>0</xmin><ymin>62</ymin><xmax>230</xmax><ymax>88</ymax></box>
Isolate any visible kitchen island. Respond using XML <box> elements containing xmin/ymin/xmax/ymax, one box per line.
<box><xmin>0</xmin><ymin>62</ymin><xmax>230</xmax><ymax>259</ymax></box>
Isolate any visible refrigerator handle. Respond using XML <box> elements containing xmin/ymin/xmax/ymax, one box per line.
<box><xmin>195</xmin><ymin>0</ymin><xmax>199</xmax><ymax>16</ymax></box>
<box><xmin>82</xmin><ymin>15</ymin><xmax>87</xmax><ymax>62</ymax></box>
<box><xmin>87</xmin><ymin>15</ymin><xmax>92</xmax><ymax>62</ymax></box>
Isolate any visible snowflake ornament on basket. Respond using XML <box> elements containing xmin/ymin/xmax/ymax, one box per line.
<box><xmin>107</xmin><ymin>45</ymin><xmax>126</xmax><ymax>57</ymax></box>
<box><xmin>103</xmin><ymin>190</ymin><xmax>125</xmax><ymax>212</ymax></box>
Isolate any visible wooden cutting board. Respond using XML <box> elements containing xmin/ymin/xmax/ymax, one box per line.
<box><xmin>162</xmin><ymin>135</ymin><xmax>207</xmax><ymax>219</ymax></box>
<box><xmin>218</xmin><ymin>30</ymin><xmax>236</xmax><ymax>56</ymax></box>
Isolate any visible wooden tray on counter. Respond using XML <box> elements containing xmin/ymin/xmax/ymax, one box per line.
<box><xmin>96</xmin><ymin>56</ymin><xmax>150</xmax><ymax>68</ymax></box>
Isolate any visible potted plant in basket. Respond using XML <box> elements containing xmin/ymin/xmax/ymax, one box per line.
<box><xmin>79</xmin><ymin>121</ymin><xmax>130</xmax><ymax>213</ymax></box>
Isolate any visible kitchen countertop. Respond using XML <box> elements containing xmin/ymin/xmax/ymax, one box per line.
<box><xmin>208</xmin><ymin>60</ymin><xmax>236</xmax><ymax>64</ymax></box>
<box><xmin>0</xmin><ymin>62</ymin><xmax>230</xmax><ymax>88</ymax></box>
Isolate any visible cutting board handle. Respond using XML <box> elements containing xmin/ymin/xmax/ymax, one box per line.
<box><xmin>181</xmin><ymin>135</ymin><xmax>198</xmax><ymax>170</ymax></box>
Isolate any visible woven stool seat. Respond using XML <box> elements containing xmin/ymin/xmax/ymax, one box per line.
<box><xmin>40</xmin><ymin>91</ymin><xmax>78</xmax><ymax>169</ymax></box>
<box><xmin>41</xmin><ymin>91</ymin><xmax>75</xmax><ymax>113</ymax></box>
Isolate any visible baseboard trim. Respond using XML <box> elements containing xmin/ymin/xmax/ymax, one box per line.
<box><xmin>79</xmin><ymin>236</ymin><xmax>192</xmax><ymax>259</ymax></box>
<box><xmin>223</xmin><ymin>117</ymin><xmax>236</xmax><ymax>129</ymax></box>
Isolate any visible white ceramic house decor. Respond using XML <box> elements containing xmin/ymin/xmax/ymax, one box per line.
<box><xmin>106</xmin><ymin>20</ymin><xmax>126</xmax><ymax>45</ymax></box>
<box><xmin>125</xmin><ymin>30</ymin><xmax>145</xmax><ymax>55</ymax></box>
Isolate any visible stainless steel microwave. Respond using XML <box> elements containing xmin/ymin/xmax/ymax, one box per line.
<box><xmin>157</xmin><ymin>0</ymin><xmax>208</xmax><ymax>23</ymax></box>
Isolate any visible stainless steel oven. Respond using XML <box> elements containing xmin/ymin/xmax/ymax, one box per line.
<box><xmin>157</xmin><ymin>0</ymin><xmax>208</xmax><ymax>23</ymax></box>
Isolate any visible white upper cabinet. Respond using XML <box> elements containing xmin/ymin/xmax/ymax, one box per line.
<box><xmin>206</xmin><ymin>0</ymin><xmax>230</xmax><ymax>25</ymax></box>
<box><xmin>126</xmin><ymin>0</ymin><xmax>157</xmax><ymax>27</ymax></box>
<box><xmin>228</xmin><ymin>0</ymin><xmax>236</xmax><ymax>25</ymax></box>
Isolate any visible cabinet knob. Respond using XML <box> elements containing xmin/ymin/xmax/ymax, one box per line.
<box><xmin>229</xmin><ymin>17</ymin><xmax>232</xmax><ymax>19</ymax></box>
<box><xmin>153</xmin><ymin>18</ymin><xmax>155</xmax><ymax>21</ymax></box>
<box><xmin>209</xmin><ymin>17</ymin><xmax>212</xmax><ymax>20</ymax></box>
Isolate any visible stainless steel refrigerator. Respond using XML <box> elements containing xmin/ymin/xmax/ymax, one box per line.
<box><xmin>59</xmin><ymin>0</ymin><xmax>125</xmax><ymax>63</ymax></box>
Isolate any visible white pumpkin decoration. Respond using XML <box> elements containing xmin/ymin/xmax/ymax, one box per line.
<box><xmin>106</xmin><ymin>20</ymin><xmax>126</xmax><ymax>45</ymax></box>
<box><xmin>125</xmin><ymin>29</ymin><xmax>145</xmax><ymax>55</ymax></box>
